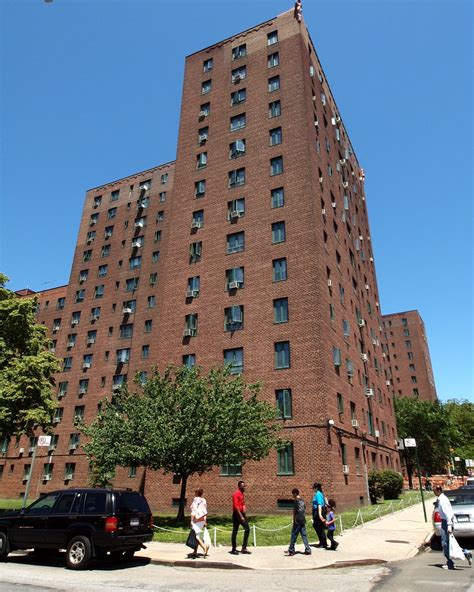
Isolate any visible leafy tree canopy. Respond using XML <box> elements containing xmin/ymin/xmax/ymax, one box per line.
<box><xmin>443</xmin><ymin>398</ymin><xmax>474</xmax><ymax>468</ymax></box>
<box><xmin>80</xmin><ymin>365</ymin><xmax>284</xmax><ymax>520</ymax></box>
<box><xmin>0</xmin><ymin>273</ymin><xmax>59</xmax><ymax>439</ymax></box>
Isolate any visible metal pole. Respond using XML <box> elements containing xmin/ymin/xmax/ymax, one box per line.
<box><xmin>414</xmin><ymin>445</ymin><xmax>427</xmax><ymax>522</ymax></box>
<box><xmin>22</xmin><ymin>446</ymin><xmax>36</xmax><ymax>510</ymax></box>
<box><xmin>252</xmin><ymin>524</ymin><xmax>256</xmax><ymax>547</ymax></box>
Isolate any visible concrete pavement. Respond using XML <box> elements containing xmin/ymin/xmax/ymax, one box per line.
<box><xmin>136</xmin><ymin>501</ymin><xmax>433</xmax><ymax>570</ymax></box>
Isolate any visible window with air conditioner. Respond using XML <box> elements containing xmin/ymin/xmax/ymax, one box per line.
<box><xmin>231</xmin><ymin>66</ymin><xmax>246</xmax><ymax>83</ymax></box>
<box><xmin>186</xmin><ymin>276</ymin><xmax>200</xmax><ymax>298</ymax></box>
<box><xmin>201</xmin><ymin>79</ymin><xmax>212</xmax><ymax>94</ymax></box>
<box><xmin>227</xmin><ymin>198</ymin><xmax>245</xmax><ymax>219</ymax></box>
<box><xmin>224</xmin><ymin>305</ymin><xmax>244</xmax><ymax>331</ymax></box>
<box><xmin>226</xmin><ymin>266</ymin><xmax>244</xmax><ymax>290</ymax></box>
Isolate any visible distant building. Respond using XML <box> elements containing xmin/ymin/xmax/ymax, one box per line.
<box><xmin>382</xmin><ymin>310</ymin><xmax>437</xmax><ymax>401</ymax></box>
<box><xmin>3</xmin><ymin>7</ymin><xmax>401</xmax><ymax>511</ymax></box>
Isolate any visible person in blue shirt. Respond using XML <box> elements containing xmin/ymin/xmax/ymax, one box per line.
<box><xmin>325</xmin><ymin>498</ymin><xmax>339</xmax><ymax>550</ymax></box>
<box><xmin>312</xmin><ymin>482</ymin><xmax>328</xmax><ymax>549</ymax></box>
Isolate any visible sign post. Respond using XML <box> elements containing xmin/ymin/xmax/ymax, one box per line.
<box><xmin>22</xmin><ymin>436</ymin><xmax>52</xmax><ymax>510</ymax></box>
<box><xmin>404</xmin><ymin>438</ymin><xmax>427</xmax><ymax>522</ymax></box>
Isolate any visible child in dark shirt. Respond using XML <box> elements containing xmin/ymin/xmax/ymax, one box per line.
<box><xmin>326</xmin><ymin>499</ymin><xmax>339</xmax><ymax>550</ymax></box>
<box><xmin>285</xmin><ymin>488</ymin><xmax>312</xmax><ymax>556</ymax></box>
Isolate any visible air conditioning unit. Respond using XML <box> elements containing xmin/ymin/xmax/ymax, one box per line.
<box><xmin>365</xmin><ymin>284</ymin><xmax>370</xmax><ymax>290</ymax></box>
<box><xmin>183</xmin><ymin>328</ymin><xmax>196</xmax><ymax>337</ymax></box>
<box><xmin>385</xmin><ymin>380</ymin><xmax>391</xmax><ymax>386</ymax></box>
<box><xmin>365</xmin><ymin>388</ymin><xmax>374</xmax><ymax>397</ymax></box>
<box><xmin>19</xmin><ymin>447</ymin><xmax>24</xmax><ymax>454</ymax></box>
<box><xmin>71</xmin><ymin>319</ymin><xmax>79</xmax><ymax>326</ymax></box>
<box><xmin>52</xmin><ymin>418</ymin><xmax>60</xmax><ymax>424</ymax></box>
<box><xmin>198</xmin><ymin>110</ymin><xmax>207</xmax><ymax>118</ymax></box>
<box><xmin>321</xmin><ymin>208</ymin><xmax>326</xmax><ymax>216</ymax></box>
<box><xmin>91</xmin><ymin>315</ymin><xmax>99</xmax><ymax>321</ymax></box>
<box><xmin>141</xmin><ymin>183</ymin><xmax>150</xmax><ymax>191</ymax></box>
<box><xmin>134</xmin><ymin>221</ymin><xmax>144</xmax><ymax>228</ymax></box>
<box><xmin>69</xmin><ymin>444</ymin><xmax>78</xmax><ymax>450</ymax></box>
<box><xmin>319</xmin><ymin>176</ymin><xmax>323</xmax><ymax>183</ymax></box>
<box><xmin>79</xmin><ymin>275</ymin><xmax>87</xmax><ymax>282</ymax></box>
<box><xmin>372</xmin><ymin>338</ymin><xmax>377</xmax><ymax>345</ymax></box>
<box><xmin>43</xmin><ymin>475</ymin><xmax>52</xmax><ymax>481</ymax></box>
<box><xmin>359</xmin><ymin>235</ymin><xmax>364</xmax><ymax>241</ymax></box>
<box><xmin>360</xmin><ymin>353</ymin><xmax>368</xmax><ymax>362</ymax></box>
<box><xmin>48</xmin><ymin>445</ymin><xmax>57</xmax><ymax>452</ymax></box>
<box><xmin>86</xmin><ymin>337</ymin><xmax>95</xmax><ymax>345</ymax></box>
<box><xmin>331</xmin><ymin>117</ymin><xmax>336</xmax><ymax>126</ymax></box>
<box><xmin>112</xmin><ymin>384</ymin><xmax>121</xmax><ymax>391</ymax></box>
<box><xmin>342</xmin><ymin>465</ymin><xmax>350</xmax><ymax>475</ymax></box>
<box><xmin>370</xmin><ymin>257</ymin><xmax>374</xmax><ymax>262</ymax></box>
<box><xmin>104</xmin><ymin>232</ymin><xmax>112</xmax><ymax>239</ymax></box>
<box><xmin>67</xmin><ymin>341</ymin><xmax>75</xmax><ymax>348</ymax></box>
<box><xmin>28</xmin><ymin>447</ymin><xmax>35</xmax><ymax>453</ymax></box>
<box><xmin>64</xmin><ymin>473</ymin><xmax>74</xmax><ymax>481</ymax></box>
<box><xmin>312</xmin><ymin>95</ymin><xmax>317</xmax><ymax>102</ymax></box>
<box><xmin>339</xmin><ymin>159</ymin><xmax>346</xmax><ymax>165</ymax></box>
<box><xmin>229</xmin><ymin>210</ymin><xmax>241</xmax><ymax>219</ymax></box>
<box><xmin>122</xmin><ymin>307</ymin><xmax>133</xmax><ymax>314</ymax></box>
<box><xmin>342</xmin><ymin>181</ymin><xmax>349</xmax><ymax>188</ymax></box>
<box><xmin>375</xmin><ymin>301</ymin><xmax>379</xmax><ymax>308</ymax></box>
<box><xmin>331</xmin><ymin>202</ymin><xmax>337</xmax><ymax>208</ymax></box>
<box><xmin>327</xmin><ymin>279</ymin><xmax>332</xmax><ymax>287</ymax></box>
<box><xmin>82</xmin><ymin>362</ymin><xmax>91</xmax><ymax>369</ymax></box>
<box><xmin>191</xmin><ymin>220</ymin><xmax>202</xmax><ymax>229</ymax></box>
<box><xmin>374</xmin><ymin>430</ymin><xmax>380</xmax><ymax>438</ymax></box>
<box><xmin>78</xmin><ymin>387</ymin><xmax>87</xmax><ymax>395</ymax></box>
<box><xmin>351</xmin><ymin>419</ymin><xmax>359</xmax><ymax>428</ymax></box>
<box><xmin>309</xmin><ymin>66</ymin><xmax>315</xmax><ymax>77</ymax></box>
<box><xmin>132</xmin><ymin>240</ymin><xmax>141</xmax><ymax>247</ymax></box>
<box><xmin>186</xmin><ymin>289</ymin><xmax>199</xmax><ymax>298</ymax></box>
<box><xmin>358</xmin><ymin>319</ymin><xmax>365</xmax><ymax>327</ymax></box>
<box><xmin>336</xmin><ymin>116</ymin><xmax>341</xmax><ymax>123</ymax></box>
<box><xmin>314</xmin><ymin>120</ymin><xmax>319</xmax><ymax>127</ymax></box>
<box><xmin>228</xmin><ymin>280</ymin><xmax>241</xmax><ymax>290</ymax></box>
<box><xmin>198</xmin><ymin>134</ymin><xmax>207</xmax><ymax>143</ymax></box>
<box><xmin>232</xmin><ymin>74</ymin><xmax>242</xmax><ymax>83</ymax></box>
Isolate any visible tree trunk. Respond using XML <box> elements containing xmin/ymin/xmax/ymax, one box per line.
<box><xmin>176</xmin><ymin>474</ymin><xmax>188</xmax><ymax>523</ymax></box>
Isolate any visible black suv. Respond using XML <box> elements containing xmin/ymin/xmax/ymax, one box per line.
<box><xmin>0</xmin><ymin>488</ymin><xmax>154</xmax><ymax>569</ymax></box>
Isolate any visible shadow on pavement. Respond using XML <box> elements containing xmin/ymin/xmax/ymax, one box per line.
<box><xmin>8</xmin><ymin>551</ymin><xmax>151</xmax><ymax>571</ymax></box>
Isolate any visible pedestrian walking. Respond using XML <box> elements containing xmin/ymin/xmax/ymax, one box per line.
<box><xmin>189</xmin><ymin>488</ymin><xmax>209</xmax><ymax>558</ymax></box>
<box><xmin>325</xmin><ymin>498</ymin><xmax>339</xmax><ymax>550</ymax></box>
<box><xmin>312</xmin><ymin>482</ymin><xmax>328</xmax><ymax>548</ymax></box>
<box><xmin>434</xmin><ymin>485</ymin><xmax>455</xmax><ymax>569</ymax></box>
<box><xmin>285</xmin><ymin>488</ymin><xmax>311</xmax><ymax>556</ymax></box>
<box><xmin>230</xmin><ymin>480</ymin><xmax>251</xmax><ymax>555</ymax></box>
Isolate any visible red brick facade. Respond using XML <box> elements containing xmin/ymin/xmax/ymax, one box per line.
<box><xmin>1</xmin><ymin>9</ymin><xmax>401</xmax><ymax>512</ymax></box>
<box><xmin>382</xmin><ymin>310</ymin><xmax>437</xmax><ymax>402</ymax></box>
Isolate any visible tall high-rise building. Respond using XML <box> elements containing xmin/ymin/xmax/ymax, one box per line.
<box><xmin>3</xmin><ymin>7</ymin><xmax>401</xmax><ymax>511</ymax></box>
<box><xmin>382</xmin><ymin>310</ymin><xmax>437</xmax><ymax>401</ymax></box>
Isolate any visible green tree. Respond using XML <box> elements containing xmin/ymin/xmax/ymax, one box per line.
<box><xmin>443</xmin><ymin>399</ymin><xmax>474</xmax><ymax>474</ymax></box>
<box><xmin>80</xmin><ymin>365</ymin><xmax>283</xmax><ymax>521</ymax></box>
<box><xmin>394</xmin><ymin>396</ymin><xmax>459</xmax><ymax>487</ymax></box>
<box><xmin>0</xmin><ymin>274</ymin><xmax>59</xmax><ymax>439</ymax></box>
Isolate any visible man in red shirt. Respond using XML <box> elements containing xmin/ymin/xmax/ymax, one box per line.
<box><xmin>230</xmin><ymin>480</ymin><xmax>251</xmax><ymax>555</ymax></box>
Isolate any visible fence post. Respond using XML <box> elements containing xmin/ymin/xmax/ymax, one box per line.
<box><xmin>252</xmin><ymin>524</ymin><xmax>257</xmax><ymax>547</ymax></box>
<box><xmin>359</xmin><ymin>509</ymin><xmax>364</xmax><ymax>525</ymax></box>
<box><xmin>213</xmin><ymin>527</ymin><xmax>217</xmax><ymax>548</ymax></box>
<box><xmin>339</xmin><ymin>515</ymin><xmax>344</xmax><ymax>534</ymax></box>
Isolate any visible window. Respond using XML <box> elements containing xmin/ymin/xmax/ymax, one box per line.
<box><xmin>275</xmin><ymin>341</ymin><xmax>290</xmax><ymax>369</ymax></box>
<box><xmin>79</xmin><ymin>270</ymin><xmax>89</xmax><ymax>283</ymax></box>
<box><xmin>83</xmin><ymin>250</ymin><xmax>92</xmax><ymax>262</ymax></box>
<box><xmin>367</xmin><ymin>411</ymin><xmax>375</xmax><ymax>435</ymax></box>
<box><xmin>71</xmin><ymin>311</ymin><xmax>82</xmax><ymax>326</ymax></box>
<box><xmin>82</xmin><ymin>354</ymin><xmax>93</xmax><ymax>368</ymax></box>
<box><xmin>267</xmin><ymin>30</ymin><xmax>278</xmax><ymax>45</ymax></box>
<box><xmin>276</xmin><ymin>389</ymin><xmax>292</xmax><ymax>419</ymax></box>
<box><xmin>189</xmin><ymin>241</ymin><xmax>202</xmax><ymax>263</ymax></box>
<box><xmin>116</xmin><ymin>348</ymin><xmax>130</xmax><ymax>364</ymax></box>
<box><xmin>231</xmin><ymin>88</ymin><xmax>246</xmax><ymax>106</ymax></box>
<box><xmin>53</xmin><ymin>407</ymin><xmax>63</xmax><ymax>423</ymax></box>
<box><xmin>73</xmin><ymin>405</ymin><xmax>85</xmax><ymax>422</ymax></box>
<box><xmin>125</xmin><ymin>277</ymin><xmax>139</xmax><ymax>292</ymax></box>
<box><xmin>184</xmin><ymin>313</ymin><xmax>198</xmax><ymax>336</ymax></box>
<box><xmin>58</xmin><ymin>381</ymin><xmax>68</xmax><ymax>397</ymax></box>
<box><xmin>159</xmin><ymin>191</ymin><xmax>166</xmax><ymax>202</ymax></box>
<box><xmin>339</xmin><ymin>284</ymin><xmax>345</xmax><ymax>304</ymax></box>
<box><xmin>224</xmin><ymin>348</ymin><xmax>243</xmax><ymax>374</ymax></box>
<box><xmin>101</xmin><ymin>244</ymin><xmax>111</xmax><ymax>258</ymax></box>
<box><xmin>122</xmin><ymin>299</ymin><xmax>136</xmax><ymax>313</ymax></box>
<box><xmin>229</xmin><ymin>139</ymin><xmax>246</xmax><ymax>159</ymax></box>
<box><xmin>195</xmin><ymin>179</ymin><xmax>206</xmax><ymax>197</ymax></box>
<box><xmin>57</xmin><ymin>297</ymin><xmax>66</xmax><ymax>310</ymax></box>
<box><xmin>86</xmin><ymin>330</ymin><xmax>96</xmax><ymax>344</ymax></box>
<box><xmin>185</xmin><ymin>276</ymin><xmax>200</xmax><ymax>298</ymax></box>
<box><xmin>404</xmin><ymin>328</ymin><xmax>410</xmax><ymax>336</ymax></box>
<box><xmin>64</xmin><ymin>463</ymin><xmax>76</xmax><ymax>481</ymax></box>
<box><xmin>137</xmin><ymin>196</ymin><xmax>149</xmax><ymax>209</ymax></box>
<box><xmin>120</xmin><ymin>323</ymin><xmax>134</xmax><ymax>339</ymax></box>
<box><xmin>94</xmin><ymin>284</ymin><xmax>105</xmax><ymax>299</ymax></box>
<box><xmin>230</xmin><ymin>113</ymin><xmax>246</xmax><ymax>132</ymax></box>
<box><xmin>407</xmin><ymin>351</ymin><xmax>414</xmax><ymax>360</ymax></box>
<box><xmin>63</xmin><ymin>357</ymin><xmax>73</xmax><ymax>371</ymax></box>
<box><xmin>409</xmin><ymin>364</ymin><xmax>416</xmax><ymax>371</ymax></box>
<box><xmin>231</xmin><ymin>66</ymin><xmax>246</xmax><ymax>83</ymax></box>
<box><xmin>268</xmin><ymin>75</ymin><xmax>280</xmax><ymax>92</ymax></box>
<box><xmin>346</xmin><ymin>359</ymin><xmax>354</xmax><ymax>378</ymax></box>
<box><xmin>405</xmin><ymin>340</ymin><xmax>412</xmax><ymax>348</ymax></box>
<box><xmin>196</xmin><ymin>152</ymin><xmax>207</xmax><ymax>169</ymax></box>
<box><xmin>149</xmin><ymin>272</ymin><xmax>158</xmax><ymax>286</ymax></box>
<box><xmin>220</xmin><ymin>463</ymin><xmax>242</xmax><ymax>476</ymax></box>
<box><xmin>272</xmin><ymin>257</ymin><xmax>287</xmax><ymax>281</ymax></box>
<box><xmin>152</xmin><ymin>250</ymin><xmax>160</xmax><ymax>262</ymax></box>
<box><xmin>93</xmin><ymin>195</ymin><xmax>102</xmax><ymax>207</ymax></box>
<box><xmin>113</xmin><ymin>374</ymin><xmax>127</xmax><ymax>389</ymax></box>
<box><xmin>201</xmin><ymin>79</ymin><xmax>212</xmax><ymax>94</ymax></box>
<box><xmin>413</xmin><ymin>388</ymin><xmax>419</xmax><ymax>397</ymax></box>
<box><xmin>198</xmin><ymin>126</ymin><xmax>209</xmax><ymax>143</ymax></box>
<box><xmin>228</xmin><ymin>198</ymin><xmax>245</xmax><ymax>219</ymax></box>
<box><xmin>42</xmin><ymin>463</ymin><xmax>54</xmax><ymax>481</ymax></box>
<box><xmin>75</xmin><ymin>289</ymin><xmax>85</xmax><ymax>303</ymax></box>
<box><xmin>337</xmin><ymin>393</ymin><xmax>344</xmax><ymax>417</ymax></box>
<box><xmin>128</xmin><ymin>257</ymin><xmax>142</xmax><ymax>272</ymax></box>
<box><xmin>226</xmin><ymin>266</ymin><xmax>244</xmax><ymax>289</ymax></box>
<box><xmin>132</xmin><ymin>236</ymin><xmax>144</xmax><ymax>248</ymax></box>
<box><xmin>110</xmin><ymin>189</ymin><xmax>120</xmax><ymax>202</ymax></box>
<box><xmin>67</xmin><ymin>333</ymin><xmax>77</xmax><ymax>348</ymax></box>
<box><xmin>273</xmin><ymin>298</ymin><xmax>288</xmax><ymax>323</ymax></box>
<box><xmin>272</xmin><ymin>221</ymin><xmax>286</xmax><ymax>244</ymax></box>
<box><xmin>342</xmin><ymin>319</ymin><xmax>350</xmax><ymax>337</ymax></box>
<box><xmin>269</xmin><ymin>127</ymin><xmax>282</xmax><ymax>146</ymax></box>
<box><xmin>271</xmin><ymin>187</ymin><xmax>284</xmax><ymax>208</ymax></box>
<box><xmin>53</xmin><ymin>318</ymin><xmax>61</xmax><ymax>332</ymax></box>
<box><xmin>69</xmin><ymin>433</ymin><xmax>81</xmax><ymax>449</ymax></box>
<box><xmin>161</xmin><ymin>172</ymin><xmax>169</xmax><ymax>184</ymax></box>
<box><xmin>147</xmin><ymin>295</ymin><xmax>156</xmax><ymax>308</ymax></box>
<box><xmin>232</xmin><ymin>43</ymin><xmax>247</xmax><ymax>60</ymax></box>
<box><xmin>277</xmin><ymin>444</ymin><xmax>294</xmax><ymax>475</ymax></box>
<box><xmin>333</xmin><ymin>347</ymin><xmax>341</xmax><ymax>367</ymax></box>
<box><xmin>411</xmin><ymin>375</ymin><xmax>417</xmax><ymax>383</ymax></box>
<box><xmin>268</xmin><ymin>52</ymin><xmax>279</xmax><ymax>68</ymax></box>
<box><xmin>98</xmin><ymin>264</ymin><xmax>108</xmax><ymax>278</ymax></box>
<box><xmin>86</xmin><ymin>230</ymin><xmax>96</xmax><ymax>243</ymax></box>
<box><xmin>228</xmin><ymin>168</ymin><xmax>245</xmax><ymax>188</ymax></box>
<box><xmin>270</xmin><ymin>156</ymin><xmax>283</xmax><ymax>176</ymax></box>
<box><xmin>402</xmin><ymin>318</ymin><xmax>408</xmax><ymax>327</ymax></box>
<box><xmin>203</xmin><ymin>58</ymin><xmax>213</xmax><ymax>72</ymax></box>
<box><xmin>183</xmin><ymin>354</ymin><xmax>196</xmax><ymax>367</ymax></box>
<box><xmin>224</xmin><ymin>305</ymin><xmax>244</xmax><ymax>331</ymax></box>
<box><xmin>199</xmin><ymin>102</ymin><xmax>210</xmax><ymax>117</ymax></box>
<box><xmin>90</xmin><ymin>213</ymin><xmax>99</xmax><ymax>226</ymax></box>
<box><xmin>227</xmin><ymin>231</ymin><xmax>245</xmax><ymax>254</ymax></box>
<box><xmin>269</xmin><ymin>100</ymin><xmax>281</xmax><ymax>118</ymax></box>
<box><xmin>107</xmin><ymin>207</ymin><xmax>117</xmax><ymax>219</ymax></box>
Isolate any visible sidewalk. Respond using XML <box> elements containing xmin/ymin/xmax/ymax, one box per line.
<box><xmin>136</xmin><ymin>502</ymin><xmax>433</xmax><ymax>570</ymax></box>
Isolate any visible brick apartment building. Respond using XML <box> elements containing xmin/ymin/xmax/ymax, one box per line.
<box><xmin>382</xmin><ymin>311</ymin><xmax>437</xmax><ymax>401</ymax></box>
<box><xmin>2</xmin><ymin>7</ymin><xmax>402</xmax><ymax>512</ymax></box>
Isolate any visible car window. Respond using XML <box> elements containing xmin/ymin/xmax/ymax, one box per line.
<box><xmin>84</xmin><ymin>492</ymin><xmax>107</xmax><ymax>514</ymax></box>
<box><xmin>449</xmin><ymin>494</ymin><xmax>474</xmax><ymax>505</ymax></box>
<box><xmin>28</xmin><ymin>493</ymin><xmax>61</xmax><ymax>515</ymax></box>
<box><xmin>51</xmin><ymin>493</ymin><xmax>77</xmax><ymax>514</ymax></box>
<box><xmin>115</xmin><ymin>492</ymin><xmax>150</xmax><ymax>513</ymax></box>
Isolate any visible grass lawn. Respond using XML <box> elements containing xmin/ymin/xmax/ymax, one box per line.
<box><xmin>152</xmin><ymin>490</ymin><xmax>433</xmax><ymax>547</ymax></box>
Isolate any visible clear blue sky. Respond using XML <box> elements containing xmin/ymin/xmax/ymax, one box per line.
<box><xmin>1</xmin><ymin>0</ymin><xmax>472</xmax><ymax>402</ymax></box>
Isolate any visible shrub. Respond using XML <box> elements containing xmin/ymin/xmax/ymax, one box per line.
<box><xmin>368</xmin><ymin>470</ymin><xmax>384</xmax><ymax>504</ymax></box>
<box><xmin>380</xmin><ymin>469</ymin><xmax>403</xmax><ymax>499</ymax></box>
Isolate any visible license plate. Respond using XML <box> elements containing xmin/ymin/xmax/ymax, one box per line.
<box><xmin>130</xmin><ymin>518</ymin><xmax>139</xmax><ymax>526</ymax></box>
<box><xmin>456</xmin><ymin>515</ymin><xmax>470</xmax><ymax>522</ymax></box>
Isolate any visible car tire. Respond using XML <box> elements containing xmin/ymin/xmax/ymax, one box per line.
<box><xmin>66</xmin><ymin>535</ymin><xmax>92</xmax><ymax>570</ymax></box>
<box><xmin>0</xmin><ymin>532</ymin><xmax>9</xmax><ymax>561</ymax></box>
<box><xmin>123</xmin><ymin>550</ymin><xmax>136</xmax><ymax>561</ymax></box>
<box><xmin>430</xmin><ymin>535</ymin><xmax>442</xmax><ymax>551</ymax></box>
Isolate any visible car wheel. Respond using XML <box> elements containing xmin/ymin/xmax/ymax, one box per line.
<box><xmin>66</xmin><ymin>535</ymin><xmax>92</xmax><ymax>570</ymax></box>
<box><xmin>430</xmin><ymin>535</ymin><xmax>442</xmax><ymax>551</ymax></box>
<box><xmin>123</xmin><ymin>550</ymin><xmax>135</xmax><ymax>561</ymax></box>
<box><xmin>0</xmin><ymin>532</ymin><xmax>9</xmax><ymax>561</ymax></box>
